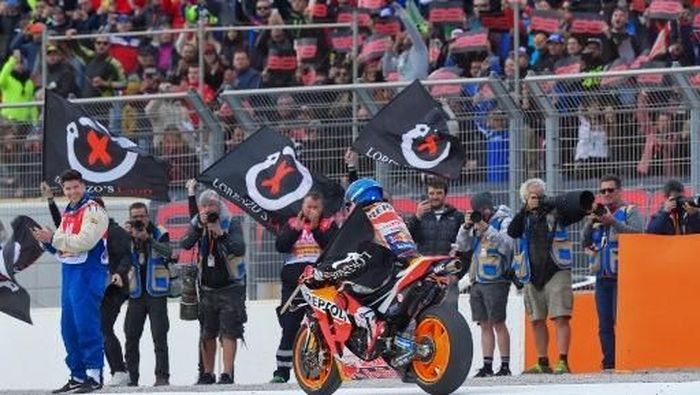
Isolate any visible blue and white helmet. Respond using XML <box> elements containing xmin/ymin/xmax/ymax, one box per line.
<box><xmin>345</xmin><ymin>178</ymin><xmax>383</xmax><ymax>206</ymax></box>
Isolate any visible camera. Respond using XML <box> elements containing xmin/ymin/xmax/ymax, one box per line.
<box><xmin>673</xmin><ymin>196</ymin><xmax>700</xmax><ymax>209</ymax></box>
<box><xmin>129</xmin><ymin>220</ymin><xmax>145</xmax><ymax>231</ymax></box>
<box><xmin>469</xmin><ymin>210</ymin><xmax>482</xmax><ymax>224</ymax></box>
<box><xmin>206</xmin><ymin>211</ymin><xmax>220</xmax><ymax>223</ymax></box>
<box><xmin>593</xmin><ymin>203</ymin><xmax>608</xmax><ymax>217</ymax></box>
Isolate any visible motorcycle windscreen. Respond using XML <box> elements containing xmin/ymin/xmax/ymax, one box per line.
<box><xmin>316</xmin><ymin>206</ymin><xmax>374</xmax><ymax>271</ymax></box>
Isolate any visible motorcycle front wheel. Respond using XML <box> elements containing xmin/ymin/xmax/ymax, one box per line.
<box><xmin>293</xmin><ymin>323</ymin><xmax>343</xmax><ymax>395</ymax></box>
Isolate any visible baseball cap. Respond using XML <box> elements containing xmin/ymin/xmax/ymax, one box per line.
<box><xmin>47</xmin><ymin>44</ymin><xmax>60</xmax><ymax>53</ymax></box>
<box><xmin>586</xmin><ymin>37</ymin><xmax>603</xmax><ymax>47</ymax></box>
<box><xmin>116</xmin><ymin>14</ymin><xmax>131</xmax><ymax>23</ymax></box>
<box><xmin>450</xmin><ymin>28</ymin><xmax>465</xmax><ymax>40</ymax></box>
<box><xmin>547</xmin><ymin>33</ymin><xmax>564</xmax><ymax>44</ymax></box>
<box><xmin>26</xmin><ymin>22</ymin><xmax>46</xmax><ymax>35</ymax></box>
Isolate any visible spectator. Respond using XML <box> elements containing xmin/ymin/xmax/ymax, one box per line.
<box><xmin>565</xmin><ymin>36</ymin><xmax>583</xmax><ymax>57</ymax></box>
<box><xmin>46</xmin><ymin>44</ymin><xmax>79</xmax><ymax>98</ymax></box>
<box><xmin>407</xmin><ymin>178</ymin><xmax>465</xmax><ymax>256</ymax></box>
<box><xmin>220</xmin><ymin>29</ymin><xmax>248</xmax><ymax>68</ymax></box>
<box><xmin>32</xmin><ymin>169</ymin><xmax>110</xmax><ymax>393</ymax></box>
<box><xmin>174</xmin><ymin>42</ymin><xmax>197</xmax><ymax>83</ymax></box>
<box><xmin>180</xmin><ymin>190</ymin><xmax>247</xmax><ymax>385</ymax></box>
<box><xmin>155</xmin><ymin>27</ymin><xmax>178</xmax><ymax>77</ymax></box>
<box><xmin>381</xmin><ymin>3</ymin><xmax>428</xmax><ymax>82</ymax></box>
<box><xmin>270</xmin><ymin>192</ymin><xmax>338</xmax><ymax>383</ymax></box>
<box><xmin>9</xmin><ymin>22</ymin><xmax>44</xmax><ymax>73</ymax></box>
<box><xmin>70</xmin><ymin>0</ymin><xmax>103</xmax><ymax>34</ymax></box>
<box><xmin>455</xmin><ymin>192</ymin><xmax>514</xmax><ymax>378</ymax></box>
<box><xmin>180</xmin><ymin>65</ymin><xmax>216</xmax><ymax>103</ymax></box>
<box><xmin>49</xmin><ymin>6</ymin><xmax>70</xmax><ymax>35</ymax></box>
<box><xmin>647</xmin><ymin>179</ymin><xmax>700</xmax><ymax>235</ymax></box>
<box><xmin>507</xmin><ymin>178</ymin><xmax>574</xmax><ymax>375</ymax></box>
<box><xmin>203</xmin><ymin>43</ymin><xmax>224</xmax><ymax>90</ymax></box>
<box><xmin>108</xmin><ymin>15</ymin><xmax>141</xmax><ymax>75</ymax></box>
<box><xmin>581</xmin><ymin>175</ymin><xmax>644</xmax><ymax>371</ymax></box>
<box><xmin>0</xmin><ymin>50</ymin><xmax>37</xmax><ymax>124</ymax></box>
<box><xmin>604</xmin><ymin>7</ymin><xmax>640</xmax><ymax>62</ymax></box>
<box><xmin>233</xmin><ymin>50</ymin><xmax>262</xmax><ymax>89</ymax></box>
<box><xmin>533</xmin><ymin>34</ymin><xmax>564</xmax><ymax>73</ymax></box>
<box><xmin>0</xmin><ymin>130</ymin><xmax>21</xmax><ymax>198</ymax></box>
<box><xmin>145</xmin><ymin>88</ymin><xmax>194</xmax><ymax>148</ymax></box>
<box><xmin>123</xmin><ymin>202</ymin><xmax>172</xmax><ymax>387</ymax></box>
<box><xmin>72</xmin><ymin>35</ymin><xmax>127</xmax><ymax>98</ymax></box>
<box><xmin>40</xmin><ymin>182</ymin><xmax>134</xmax><ymax>387</ymax></box>
<box><xmin>157</xmin><ymin>128</ymin><xmax>199</xmax><ymax>186</ymax></box>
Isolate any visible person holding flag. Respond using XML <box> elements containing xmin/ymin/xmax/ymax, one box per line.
<box><xmin>32</xmin><ymin>169</ymin><xmax>110</xmax><ymax>393</ymax></box>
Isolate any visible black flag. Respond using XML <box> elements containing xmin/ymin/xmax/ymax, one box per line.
<box><xmin>197</xmin><ymin>127</ymin><xmax>344</xmax><ymax>234</ymax></box>
<box><xmin>43</xmin><ymin>92</ymin><xmax>170</xmax><ymax>201</ymax></box>
<box><xmin>0</xmin><ymin>216</ymin><xmax>44</xmax><ymax>324</ymax></box>
<box><xmin>353</xmin><ymin>80</ymin><xmax>466</xmax><ymax>179</ymax></box>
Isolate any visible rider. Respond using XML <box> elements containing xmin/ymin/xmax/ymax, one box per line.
<box><xmin>304</xmin><ymin>178</ymin><xmax>420</xmax><ymax>356</ymax></box>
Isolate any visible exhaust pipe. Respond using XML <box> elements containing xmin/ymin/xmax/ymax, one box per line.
<box><xmin>434</xmin><ymin>259</ymin><xmax>463</xmax><ymax>275</ymax></box>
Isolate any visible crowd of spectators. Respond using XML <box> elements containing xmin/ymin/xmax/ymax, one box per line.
<box><xmin>0</xmin><ymin>0</ymin><xmax>698</xmax><ymax>198</ymax></box>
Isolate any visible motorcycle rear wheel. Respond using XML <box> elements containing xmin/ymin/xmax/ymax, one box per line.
<box><xmin>412</xmin><ymin>305</ymin><xmax>472</xmax><ymax>395</ymax></box>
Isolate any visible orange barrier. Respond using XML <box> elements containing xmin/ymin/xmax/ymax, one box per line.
<box><xmin>617</xmin><ymin>234</ymin><xmax>700</xmax><ymax>371</ymax></box>
<box><xmin>524</xmin><ymin>291</ymin><xmax>601</xmax><ymax>373</ymax></box>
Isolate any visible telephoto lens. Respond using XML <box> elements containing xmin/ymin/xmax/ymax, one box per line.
<box><xmin>206</xmin><ymin>211</ymin><xmax>220</xmax><ymax>223</ymax></box>
<box><xmin>469</xmin><ymin>210</ymin><xmax>482</xmax><ymax>224</ymax></box>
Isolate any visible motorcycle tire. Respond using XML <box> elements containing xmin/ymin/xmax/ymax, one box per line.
<box><xmin>412</xmin><ymin>305</ymin><xmax>473</xmax><ymax>395</ymax></box>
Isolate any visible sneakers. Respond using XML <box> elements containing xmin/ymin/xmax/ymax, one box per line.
<box><xmin>52</xmin><ymin>378</ymin><xmax>84</xmax><ymax>393</ymax></box>
<box><xmin>269</xmin><ymin>375</ymin><xmax>288</xmax><ymax>383</ymax></box>
<box><xmin>523</xmin><ymin>363</ymin><xmax>553</xmax><ymax>374</ymax></box>
<box><xmin>107</xmin><ymin>371</ymin><xmax>129</xmax><ymax>387</ymax></box>
<box><xmin>196</xmin><ymin>373</ymin><xmax>216</xmax><ymax>385</ymax></box>
<box><xmin>495</xmin><ymin>366</ymin><xmax>512</xmax><ymax>376</ymax></box>
<box><xmin>554</xmin><ymin>360</ymin><xmax>571</xmax><ymax>374</ymax></box>
<box><xmin>154</xmin><ymin>376</ymin><xmax>170</xmax><ymax>386</ymax></box>
<box><xmin>217</xmin><ymin>373</ymin><xmax>234</xmax><ymax>384</ymax></box>
<box><xmin>74</xmin><ymin>378</ymin><xmax>102</xmax><ymax>394</ymax></box>
<box><xmin>474</xmin><ymin>366</ymin><xmax>494</xmax><ymax>378</ymax></box>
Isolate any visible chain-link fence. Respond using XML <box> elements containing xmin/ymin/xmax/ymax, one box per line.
<box><xmin>2</xmin><ymin>66</ymin><xmax>700</xmax><ymax>304</ymax></box>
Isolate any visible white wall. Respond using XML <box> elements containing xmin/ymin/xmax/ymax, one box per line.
<box><xmin>0</xmin><ymin>293</ymin><xmax>525</xmax><ymax>390</ymax></box>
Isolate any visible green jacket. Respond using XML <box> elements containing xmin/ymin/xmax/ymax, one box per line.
<box><xmin>0</xmin><ymin>57</ymin><xmax>38</xmax><ymax>123</ymax></box>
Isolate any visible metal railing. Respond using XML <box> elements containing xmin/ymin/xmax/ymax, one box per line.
<box><xmin>2</xmin><ymin>66</ymin><xmax>700</xmax><ymax>303</ymax></box>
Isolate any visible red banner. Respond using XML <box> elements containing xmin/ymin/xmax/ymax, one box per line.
<box><xmin>294</xmin><ymin>38</ymin><xmax>318</xmax><ymax>61</ymax></box>
<box><xmin>311</xmin><ymin>3</ymin><xmax>328</xmax><ymax>18</ymax></box>
<box><xmin>480</xmin><ymin>9</ymin><xmax>514</xmax><ymax>31</ymax></box>
<box><xmin>358</xmin><ymin>0</ymin><xmax>384</xmax><ymax>10</ymax></box>
<box><xmin>600</xmin><ymin>59</ymin><xmax>630</xmax><ymax>86</ymax></box>
<box><xmin>530</xmin><ymin>10</ymin><xmax>564</xmax><ymax>33</ymax></box>
<box><xmin>554</xmin><ymin>56</ymin><xmax>582</xmax><ymax>75</ymax></box>
<box><xmin>450</xmin><ymin>30</ymin><xmax>489</xmax><ymax>53</ymax></box>
<box><xmin>337</xmin><ymin>7</ymin><xmax>371</xmax><ymax>27</ymax></box>
<box><xmin>569</xmin><ymin>12</ymin><xmax>606</xmax><ymax>35</ymax></box>
<box><xmin>647</xmin><ymin>0</ymin><xmax>683</xmax><ymax>20</ymax></box>
<box><xmin>330</xmin><ymin>30</ymin><xmax>363</xmax><ymax>53</ymax></box>
<box><xmin>267</xmin><ymin>50</ymin><xmax>297</xmax><ymax>71</ymax></box>
<box><xmin>359</xmin><ymin>35</ymin><xmax>390</xmax><ymax>63</ymax></box>
<box><xmin>374</xmin><ymin>17</ymin><xmax>401</xmax><ymax>36</ymax></box>
<box><xmin>429</xmin><ymin>1</ymin><xmax>466</xmax><ymax>24</ymax></box>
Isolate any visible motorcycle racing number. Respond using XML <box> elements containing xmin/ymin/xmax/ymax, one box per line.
<box><xmin>309</xmin><ymin>294</ymin><xmax>349</xmax><ymax>322</ymax></box>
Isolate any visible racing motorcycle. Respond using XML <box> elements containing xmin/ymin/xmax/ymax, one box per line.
<box><xmin>290</xmin><ymin>253</ymin><xmax>473</xmax><ymax>395</ymax></box>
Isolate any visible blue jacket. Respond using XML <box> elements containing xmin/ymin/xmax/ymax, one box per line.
<box><xmin>234</xmin><ymin>67</ymin><xmax>262</xmax><ymax>90</ymax></box>
<box><xmin>129</xmin><ymin>224</ymin><xmax>171</xmax><ymax>298</ymax></box>
<box><xmin>647</xmin><ymin>207</ymin><xmax>700</xmax><ymax>235</ymax></box>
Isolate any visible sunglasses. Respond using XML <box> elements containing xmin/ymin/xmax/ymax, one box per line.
<box><xmin>599</xmin><ymin>188</ymin><xmax>617</xmax><ymax>195</ymax></box>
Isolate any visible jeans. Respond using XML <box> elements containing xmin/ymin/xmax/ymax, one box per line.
<box><xmin>124</xmin><ymin>294</ymin><xmax>170</xmax><ymax>384</ymax></box>
<box><xmin>595</xmin><ymin>277</ymin><xmax>617</xmax><ymax>369</ymax></box>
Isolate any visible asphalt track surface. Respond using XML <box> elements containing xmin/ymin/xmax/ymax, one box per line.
<box><xmin>5</xmin><ymin>371</ymin><xmax>700</xmax><ymax>395</ymax></box>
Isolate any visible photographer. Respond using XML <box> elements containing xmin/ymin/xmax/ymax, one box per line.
<box><xmin>454</xmin><ymin>192</ymin><xmax>513</xmax><ymax>378</ymax></box>
<box><xmin>647</xmin><ymin>180</ymin><xmax>700</xmax><ymax>235</ymax></box>
<box><xmin>180</xmin><ymin>190</ymin><xmax>246</xmax><ymax>385</ymax></box>
<box><xmin>270</xmin><ymin>192</ymin><xmax>338</xmax><ymax>384</ymax></box>
<box><xmin>581</xmin><ymin>175</ymin><xmax>644</xmax><ymax>371</ymax></box>
<box><xmin>507</xmin><ymin>178</ymin><xmax>582</xmax><ymax>375</ymax></box>
<box><xmin>123</xmin><ymin>202</ymin><xmax>172</xmax><ymax>387</ymax></box>
<box><xmin>40</xmin><ymin>182</ymin><xmax>133</xmax><ymax>387</ymax></box>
